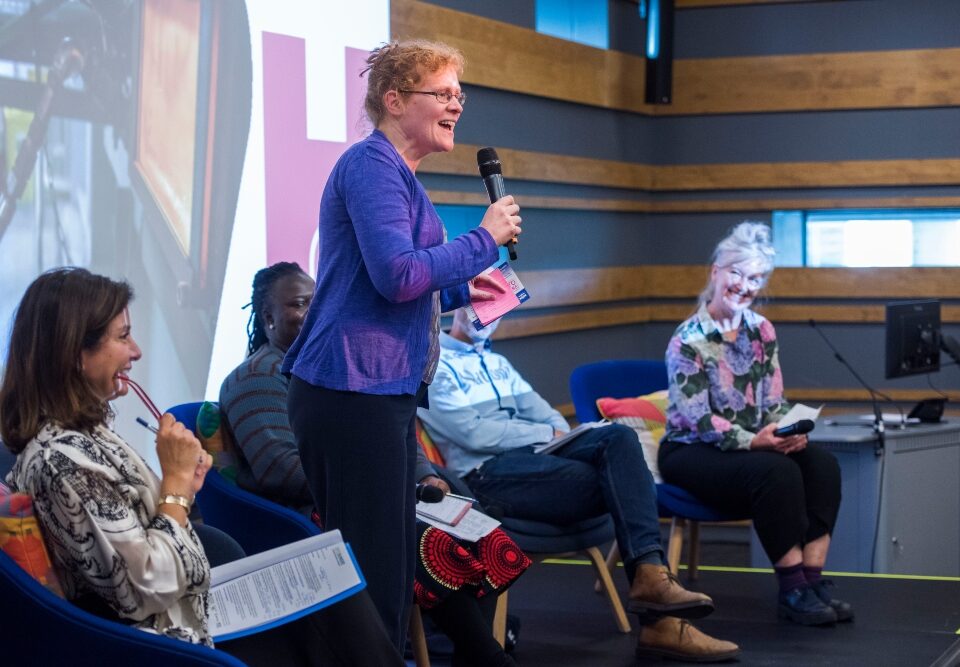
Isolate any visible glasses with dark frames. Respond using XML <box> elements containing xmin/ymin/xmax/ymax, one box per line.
<box><xmin>399</xmin><ymin>89</ymin><xmax>466</xmax><ymax>106</ymax></box>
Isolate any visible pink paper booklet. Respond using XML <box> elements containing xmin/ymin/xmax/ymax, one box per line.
<box><xmin>464</xmin><ymin>262</ymin><xmax>530</xmax><ymax>328</ymax></box>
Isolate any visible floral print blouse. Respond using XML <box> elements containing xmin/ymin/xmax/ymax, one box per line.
<box><xmin>664</xmin><ymin>305</ymin><xmax>791</xmax><ymax>451</ymax></box>
<box><xmin>7</xmin><ymin>422</ymin><xmax>212</xmax><ymax>645</ymax></box>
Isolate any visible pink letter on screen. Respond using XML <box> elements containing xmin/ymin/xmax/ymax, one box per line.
<box><xmin>262</xmin><ymin>33</ymin><xmax>368</xmax><ymax>269</ymax></box>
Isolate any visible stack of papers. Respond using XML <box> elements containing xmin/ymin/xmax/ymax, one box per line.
<box><xmin>777</xmin><ymin>403</ymin><xmax>823</xmax><ymax>428</ymax></box>
<box><xmin>533</xmin><ymin>420</ymin><xmax>610</xmax><ymax>455</ymax></box>
<box><xmin>207</xmin><ymin>529</ymin><xmax>363</xmax><ymax>641</ymax></box>
<box><xmin>416</xmin><ymin>494</ymin><xmax>472</xmax><ymax>526</ymax></box>
<box><xmin>416</xmin><ymin>495</ymin><xmax>501</xmax><ymax>542</ymax></box>
<box><xmin>464</xmin><ymin>262</ymin><xmax>530</xmax><ymax>328</ymax></box>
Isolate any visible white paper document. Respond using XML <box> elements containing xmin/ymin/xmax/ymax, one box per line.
<box><xmin>777</xmin><ymin>403</ymin><xmax>823</xmax><ymax>428</ymax></box>
<box><xmin>416</xmin><ymin>494</ymin><xmax>472</xmax><ymax>526</ymax></box>
<box><xmin>533</xmin><ymin>420</ymin><xmax>610</xmax><ymax>455</ymax></box>
<box><xmin>418</xmin><ymin>508</ymin><xmax>501</xmax><ymax>542</ymax></box>
<box><xmin>208</xmin><ymin>529</ymin><xmax>363</xmax><ymax>641</ymax></box>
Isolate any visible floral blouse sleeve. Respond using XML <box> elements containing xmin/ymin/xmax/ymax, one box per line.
<box><xmin>665</xmin><ymin>309</ymin><xmax>791</xmax><ymax>452</ymax></box>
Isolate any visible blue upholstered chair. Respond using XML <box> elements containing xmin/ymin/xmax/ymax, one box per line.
<box><xmin>165</xmin><ymin>402</ymin><xmax>320</xmax><ymax>554</ymax></box>
<box><xmin>0</xmin><ymin>406</ymin><xmax>244</xmax><ymax>665</ymax></box>
<box><xmin>498</xmin><ymin>512</ymin><xmax>630</xmax><ymax>631</ymax></box>
<box><xmin>569</xmin><ymin>360</ymin><xmax>748</xmax><ymax>581</ymax></box>
<box><xmin>168</xmin><ymin>401</ymin><xmax>441</xmax><ymax>666</ymax></box>
<box><xmin>0</xmin><ymin>549</ymin><xmax>245</xmax><ymax>665</ymax></box>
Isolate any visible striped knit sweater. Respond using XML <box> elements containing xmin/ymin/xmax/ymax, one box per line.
<box><xmin>218</xmin><ymin>344</ymin><xmax>313</xmax><ymax>516</ymax></box>
<box><xmin>219</xmin><ymin>343</ymin><xmax>438</xmax><ymax>518</ymax></box>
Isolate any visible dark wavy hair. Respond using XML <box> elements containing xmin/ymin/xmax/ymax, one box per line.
<box><xmin>246</xmin><ymin>261</ymin><xmax>307</xmax><ymax>356</ymax></box>
<box><xmin>0</xmin><ymin>268</ymin><xmax>133</xmax><ymax>453</ymax></box>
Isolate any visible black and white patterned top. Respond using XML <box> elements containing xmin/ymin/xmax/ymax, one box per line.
<box><xmin>6</xmin><ymin>422</ymin><xmax>212</xmax><ymax>645</ymax></box>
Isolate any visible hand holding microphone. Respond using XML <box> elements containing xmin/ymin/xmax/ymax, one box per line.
<box><xmin>477</xmin><ymin>148</ymin><xmax>521</xmax><ymax>258</ymax></box>
<box><xmin>416</xmin><ymin>475</ymin><xmax>450</xmax><ymax>503</ymax></box>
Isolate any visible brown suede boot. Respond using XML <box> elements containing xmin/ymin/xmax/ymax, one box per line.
<box><xmin>628</xmin><ymin>564</ymin><xmax>715</xmax><ymax>618</ymax></box>
<box><xmin>636</xmin><ymin>617</ymin><xmax>740</xmax><ymax>663</ymax></box>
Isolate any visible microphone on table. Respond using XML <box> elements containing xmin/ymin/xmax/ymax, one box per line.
<box><xmin>415</xmin><ymin>483</ymin><xmax>445</xmax><ymax>503</ymax></box>
<box><xmin>808</xmin><ymin>319</ymin><xmax>902</xmax><ymax>448</ymax></box>
<box><xmin>477</xmin><ymin>147</ymin><xmax>517</xmax><ymax>260</ymax></box>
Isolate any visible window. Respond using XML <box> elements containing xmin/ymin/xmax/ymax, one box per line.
<box><xmin>772</xmin><ymin>210</ymin><xmax>960</xmax><ymax>268</ymax></box>
<box><xmin>535</xmin><ymin>0</ymin><xmax>609</xmax><ymax>50</ymax></box>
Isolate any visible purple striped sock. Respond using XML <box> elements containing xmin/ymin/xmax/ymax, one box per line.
<box><xmin>774</xmin><ymin>563</ymin><xmax>807</xmax><ymax>593</ymax></box>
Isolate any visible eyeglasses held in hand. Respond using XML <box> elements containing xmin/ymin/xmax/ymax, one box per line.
<box><xmin>117</xmin><ymin>374</ymin><xmax>162</xmax><ymax>421</ymax></box>
<box><xmin>399</xmin><ymin>89</ymin><xmax>466</xmax><ymax>106</ymax></box>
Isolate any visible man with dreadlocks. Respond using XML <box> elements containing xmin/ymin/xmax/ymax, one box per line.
<box><xmin>219</xmin><ymin>262</ymin><xmax>316</xmax><ymax>514</ymax></box>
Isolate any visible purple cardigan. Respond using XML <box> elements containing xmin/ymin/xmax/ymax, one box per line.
<box><xmin>282</xmin><ymin>130</ymin><xmax>499</xmax><ymax>395</ymax></box>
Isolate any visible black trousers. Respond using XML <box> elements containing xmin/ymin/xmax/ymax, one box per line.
<box><xmin>658</xmin><ymin>441</ymin><xmax>841</xmax><ymax>564</ymax></box>
<box><xmin>287</xmin><ymin>375</ymin><xmax>423</xmax><ymax>651</ymax></box>
<box><xmin>218</xmin><ymin>589</ymin><xmax>404</xmax><ymax>666</ymax></box>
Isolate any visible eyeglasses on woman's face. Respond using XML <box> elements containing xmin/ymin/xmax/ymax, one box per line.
<box><xmin>723</xmin><ymin>265</ymin><xmax>767</xmax><ymax>291</ymax></box>
<box><xmin>399</xmin><ymin>89</ymin><xmax>466</xmax><ymax>106</ymax></box>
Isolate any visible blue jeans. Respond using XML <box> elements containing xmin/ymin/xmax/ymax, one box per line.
<box><xmin>465</xmin><ymin>423</ymin><xmax>663</xmax><ymax>583</ymax></box>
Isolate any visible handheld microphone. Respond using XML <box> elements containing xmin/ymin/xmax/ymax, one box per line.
<box><xmin>808</xmin><ymin>319</ymin><xmax>902</xmax><ymax>436</ymax></box>
<box><xmin>477</xmin><ymin>147</ymin><xmax>517</xmax><ymax>260</ymax></box>
<box><xmin>774</xmin><ymin>419</ymin><xmax>815</xmax><ymax>438</ymax></box>
<box><xmin>415</xmin><ymin>483</ymin><xmax>445</xmax><ymax>503</ymax></box>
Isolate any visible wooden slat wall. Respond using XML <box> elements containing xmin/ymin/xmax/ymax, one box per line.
<box><xmin>518</xmin><ymin>266</ymin><xmax>960</xmax><ymax>306</ymax></box>
<box><xmin>429</xmin><ymin>189</ymin><xmax>960</xmax><ymax>215</ymax></box>
<box><xmin>421</xmin><ymin>143</ymin><xmax>960</xmax><ymax>191</ymax></box>
<box><xmin>391</xmin><ymin>0</ymin><xmax>960</xmax><ymax>116</ymax></box>
<box><xmin>493</xmin><ymin>266</ymin><xmax>960</xmax><ymax>341</ymax></box>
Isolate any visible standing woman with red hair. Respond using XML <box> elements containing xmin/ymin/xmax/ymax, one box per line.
<box><xmin>283</xmin><ymin>40</ymin><xmax>522</xmax><ymax>649</ymax></box>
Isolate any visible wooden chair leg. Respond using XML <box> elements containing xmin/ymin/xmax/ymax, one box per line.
<box><xmin>409</xmin><ymin>605</ymin><xmax>431</xmax><ymax>667</ymax></box>
<box><xmin>666</xmin><ymin>516</ymin><xmax>686</xmax><ymax>575</ymax></box>
<box><xmin>585</xmin><ymin>546</ymin><xmax>631</xmax><ymax>633</ymax></box>
<box><xmin>594</xmin><ymin>543</ymin><xmax>621</xmax><ymax>593</ymax></box>
<box><xmin>493</xmin><ymin>589</ymin><xmax>508</xmax><ymax>647</ymax></box>
<box><xmin>688</xmin><ymin>520</ymin><xmax>701</xmax><ymax>581</ymax></box>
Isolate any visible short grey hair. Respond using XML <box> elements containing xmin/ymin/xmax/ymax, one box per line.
<box><xmin>698</xmin><ymin>222</ymin><xmax>776</xmax><ymax>306</ymax></box>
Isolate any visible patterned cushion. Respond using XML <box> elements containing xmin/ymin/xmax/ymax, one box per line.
<box><xmin>416</xmin><ymin>418</ymin><xmax>446</xmax><ymax>467</ymax></box>
<box><xmin>596</xmin><ymin>390</ymin><xmax>668</xmax><ymax>483</ymax></box>
<box><xmin>195</xmin><ymin>402</ymin><xmax>239</xmax><ymax>484</ymax></box>
<box><xmin>0</xmin><ymin>480</ymin><xmax>64</xmax><ymax>597</ymax></box>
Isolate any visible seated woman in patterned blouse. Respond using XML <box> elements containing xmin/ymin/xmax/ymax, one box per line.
<box><xmin>0</xmin><ymin>267</ymin><xmax>402</xmax><ymax>666</ymax></box>
<box><xmin>659</xmin><ymin>222</ymin><xmax>853</xmax><ymax>627</ymax></box>
<box><xmin>219</xmin><ymin>262</ymin><xmax>529</xmax><ymax>667</ymax></box>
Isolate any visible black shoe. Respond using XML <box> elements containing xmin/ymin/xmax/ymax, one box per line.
<box><xmin>810</xmin><ymin>579</ymin><xmax>854</xmax><ymax>622</ymax></box>
<box><xmin>778</xmin><ymin>585</ymin><xmax>837</xmax><ymax>626</ymax></box>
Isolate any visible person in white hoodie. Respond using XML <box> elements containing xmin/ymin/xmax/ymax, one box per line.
<box><xmin>418</xmin><ymin>308</ymin><xmax>740</xmax><ymax>663</ymax></box>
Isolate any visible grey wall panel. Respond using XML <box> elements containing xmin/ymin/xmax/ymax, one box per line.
<box><xmin>460</xmin><ymin>86</ymin><xmax>960</xmax><ymax>166</ymax></box>
<box><xmin>675</xmin><ymin>0</ymin><xmax>960</xmax><ymax>58</ymax></box>
<box><xmin>495</xmin><ymin>323</ymin><xmax>653</xmax><ymax>406</ymax></box>
<box><xmin>427</xmin><ymin>0</ymin><xmax>960</xmax><ymax>61</ymax></box>
<box><xmin>420</xmin><ymin>0</ymin><xmax>535</xmax><ymax>28</ymax></box>
<box><xmin>459</xmin><ymin>85</ymin><xmax>652</xmax><ymax>161</ymax></box>
<box><xmin>651</xmin><ymin>108</ymin><xmax>960</xmax><ymax>165</ymax></box>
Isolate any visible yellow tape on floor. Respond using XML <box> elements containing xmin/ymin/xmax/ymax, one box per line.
<box><xmin>540</xmin><ymin>559</ymin><xmax>960</xmax><ymax>582</ymax></box>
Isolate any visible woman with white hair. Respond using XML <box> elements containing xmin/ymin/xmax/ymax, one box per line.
<box><xmin>659</xmin><ymin>222</ymin><xmax>852</xmax><ymax>627</ymax></box>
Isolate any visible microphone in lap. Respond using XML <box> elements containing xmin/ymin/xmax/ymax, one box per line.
<box><xmin>477</xmin><ymin>147</ymin><xmax>517</xmax><ymax>260</ymax></box>
<box><xmin>415</xmin><ymin>483</ymin><xmax>445</xmax><ymax>503</ymax></box>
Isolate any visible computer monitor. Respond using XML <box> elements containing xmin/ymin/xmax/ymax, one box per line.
<box><xmin>885</xmin><ymin>300</ymin><xmax>941</xmax><ymax>379</ymax></box>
